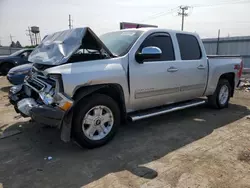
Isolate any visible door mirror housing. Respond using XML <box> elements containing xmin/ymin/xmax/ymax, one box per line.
<box><xmin>135</xmin><ymin>46</ymin><xmax>162</xmax><ymax>63</ymax></box>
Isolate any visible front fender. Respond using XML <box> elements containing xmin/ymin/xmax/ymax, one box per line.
<box><xmin>60</xmin><ymin>85</ymin><xmax>106</xmax><ymax>142</ymax></box>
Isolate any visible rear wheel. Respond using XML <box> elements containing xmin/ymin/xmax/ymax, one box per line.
<box><xmin>207</xmin><ymin>79</ymin><xmax>231</xmax><ymax>109</ymax></box>
<box><xmin>72</xmin><ymin>94</ymin><xmax>120</xmax><ymax>148</ymax></box>
<box><xmin>1</xmin><ymin>63</ymin><xmax>14</xmax><ymax>75</ymax></box>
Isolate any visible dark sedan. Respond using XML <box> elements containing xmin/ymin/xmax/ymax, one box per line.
<box><xmin>7</xmin><ymin>64</ymin><xmax>32</xmax><ymax>85</ymax></box>
<box><xmin>0</xmin><ymin>48</ymin><xmax>33</xmax><ymax>76</ymax></box>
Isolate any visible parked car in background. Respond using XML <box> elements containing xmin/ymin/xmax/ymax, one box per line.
<box><xmin>0</xmin><ymin>48</ymin><xmax>33</xmax><ymax>76</ymax></box>
<box><xmin>7</xmin><ymin>64</ymin><xmax>32</xmax><ymax>85</ymax></box>
<box><xmin>9</xmin><ymin>27</ymin><xmax>243</xmax><ymax>148</ymax></box>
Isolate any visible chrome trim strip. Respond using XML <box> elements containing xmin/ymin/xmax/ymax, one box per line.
<box><xmin>130</xmin><ymin>100</ymin><xmax>206</xmax><ymax>121</ymax></box>
<box><xmin>135</xmin><ymin>87</ymin><xmax>179</xmax><ymax>99</ymax></box>
<box><xmin>180</xmin><ymin>84</ymin><xmax>205</xmax><ymax>92</ymax></box>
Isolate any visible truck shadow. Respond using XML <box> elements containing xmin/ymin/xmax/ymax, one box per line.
<box><xmin>0</xmin><ymin>86</ymin><xmax>11</xmax><ymax>93</ymax></box>
<box><xmin>1</xmin><ymin>103</ymin><xmax>249</xmax><ymax>187</ymax></box>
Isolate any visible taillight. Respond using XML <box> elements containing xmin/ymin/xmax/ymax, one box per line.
<box><xmin>238</xmin><ymin>60</ymin><xmax>243</xmax><ymax>78</ymax></box>
<box><xmin>234</xmin><ymin>60</ymin><xmax>243</xmax><ymax>78</ymax></box>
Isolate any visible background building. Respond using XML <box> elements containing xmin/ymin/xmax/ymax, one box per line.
<box><xmin>203</xmin><ymin>36</ymin><xmax>250</xmax><ymax>68</ymax></box>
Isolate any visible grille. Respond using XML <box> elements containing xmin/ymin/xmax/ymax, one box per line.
<box><xmin>26</xmin><ymin>64</ymin><xmax>56</xmax><ymax>93</ymax></box>
<box><xmin>26</xmin><ymin>78</ymin><xmax>44</xmax><ymax>90</ymax></box>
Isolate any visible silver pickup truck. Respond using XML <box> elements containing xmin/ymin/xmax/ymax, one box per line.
<box><xmin>9</xmin><ymin>27</ymin><xmax>243</xmax><ymax>148</ymax></box>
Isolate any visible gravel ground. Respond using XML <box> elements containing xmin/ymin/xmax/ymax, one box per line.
<box><xmin>0</xmin><ymin>77</ymin><xmax>250</xmax><ymax>188</ymax></box>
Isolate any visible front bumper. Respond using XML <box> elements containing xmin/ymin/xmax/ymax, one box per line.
<box><xmin>8</xmin><ymin>85</ymin><xmax>65</xmax><ymax>127</ymax></box>
<box><xmin>30</xmin><ymin>105</ymin><xmax>64</xmax><ymax>127</ymax></box>
<box><xmin>8</xmin><ymin>84</ymin><xmax>74</xmax><ymax>142</ymax></box>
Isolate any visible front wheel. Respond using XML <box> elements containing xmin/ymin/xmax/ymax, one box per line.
<box><xmin>207</xmin><ymin>79</ymin><xmax>231</xmax><ymax>109</ymax></box>
<box><xmin>72</xmin><ymin>94</ymin><xmax>120</xmax><ymax>148</ymax></box>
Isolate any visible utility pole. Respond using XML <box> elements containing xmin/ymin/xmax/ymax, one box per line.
<box><xmin>216</xmin><ymin>29</ymin><xmax>220</xmax><ymax>55</ymax></box>
<box><xmin>178</xmin><ymin>6</ymin><xmax>189</xmax><ymax>31</ymax></box>
<box><xmin>69</xmin><ymin>14</ymin><xmax>73</xmax><ymax>29</ymax></box>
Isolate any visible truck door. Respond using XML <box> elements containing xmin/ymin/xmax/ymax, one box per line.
<box><xmin>128</xmin><ymin>33</ymin><xmax>179</xmax><ymax>111</ymax></box>
<box><xmin>173</xmin><ymin>33</ymin><xmax>208</xmax><ymax>101</ymax></box>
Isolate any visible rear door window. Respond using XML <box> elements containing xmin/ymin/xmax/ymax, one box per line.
<box><xmin>176</xmin><ymin>34</ymin><xmax>202</xmax><ymax>60</ymax></box>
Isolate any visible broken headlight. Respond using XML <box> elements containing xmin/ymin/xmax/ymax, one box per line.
<box><xmin>48</xmin><ymin>74</ymin><xmax>64</xmax><ymax>92</ymax></box>
<box><xmin>48</xmin><ymin>74</ymin><xmax>73</xmax><ymax>111</ymax></box>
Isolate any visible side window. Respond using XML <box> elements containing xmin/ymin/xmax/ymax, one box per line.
<box><xmin>27</xmin><ymin>51</ymin><xmax>32</xmax><ymax>57</ymax></box>
<box><xmin>21</xmin><ymin>51</ymin><xmax>29</xmax><ymax>58</ymax></box>
<box><xmin>176</xmin><ymin>34</ymin><xmax>202</xmax><ymax>60</ymax></box>
<box><xmin>21</xmin><ymin>50</ymin><xmax>32</xmax><ymax>58</ymax></box>
<box><xmin>141</xmin><ymin>34</ymin><xmax>175</xmax><ymax>61</ymax></box>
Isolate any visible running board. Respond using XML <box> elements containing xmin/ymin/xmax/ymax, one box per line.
<box><xmin>129</xmin><ymin>99</ymin><xmax>206</xmax><ymax>121</ymax></box>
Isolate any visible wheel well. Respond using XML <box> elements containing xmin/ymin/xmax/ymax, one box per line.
<box><xmin>219</xmin><ymin>72</ymin><xmax>235</xmax><ymax>97</ymax></box>
<box><xmin>73</xmin><ymin>84</ymin><xmax>127</xmax><ymax>122</ymax></box>
<box><xmin>0</xmin><ymin>62</ymin><xmax>15</xmax><ymax>72</ymax></box>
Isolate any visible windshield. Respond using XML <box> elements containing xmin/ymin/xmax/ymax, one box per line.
<box><xmin>10</xmin><ymin>49</ymin><xmax>26</xmax><ymax>56</ymax></box>
<box><xmin>99</xmin><ymin>30</ymin><xmax>143</xmax><ymax>56</ymax></box>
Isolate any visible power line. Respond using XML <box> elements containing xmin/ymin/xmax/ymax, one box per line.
<box><xmin>188</xmin><ymin>20</ymin><xmax>250</xmax><ymax>25</ymax></box>
<box><xmin>138</xmin><ymin>7</ymin><xmax>179</xmax><ymax>22</ymax></box>
<box><xmin>193</xmin><ymin>0</ymin><xmax>250</xmax><ymax>8</ymax></box>
<box><xmin>139</xmin><ymin>0</ymin><xmax>250</xmax><ymax>23</ymax></box>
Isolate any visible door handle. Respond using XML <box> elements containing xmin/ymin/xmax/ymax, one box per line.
<box><xmin>197</xmin><ymin>65</ymin><xmax>205</xmax><ymax>70</ymax></box>
<box><xmin>167</xmin><ymin>67</ymin><xmax>178</xmax><ymax>72</ymax></box>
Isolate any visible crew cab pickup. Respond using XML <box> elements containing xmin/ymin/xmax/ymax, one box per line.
<box><xmin>9</xmin><ymin>27</ymin><xmax>243</xmax><ymax>148</ymax></box>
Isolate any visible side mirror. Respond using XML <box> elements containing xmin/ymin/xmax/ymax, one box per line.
<box><xmin>135</xmin><ymin>46</ymin><xmax>162</xmax><ymax>63</ymax></box>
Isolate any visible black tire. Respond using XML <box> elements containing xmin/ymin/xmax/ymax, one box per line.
<box><xmin>72</xmin><ymin>94</ymin><xmax>120</xmax><ymax>149</ymax></box>
<box><xmin>207</xmin><ymin>79</ymin><xmax>231</xmax><ymax>109</ymax></box>
<box><xmin>0</xmin><ymin>63</ymin><xmax>14</xmax><ymax>76</ymax></box>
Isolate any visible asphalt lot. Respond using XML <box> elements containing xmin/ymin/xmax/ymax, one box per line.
<box><xmin>0</xmin><ymin>77</ymin><xmax>250</xmax><ymax>188</ymax></box>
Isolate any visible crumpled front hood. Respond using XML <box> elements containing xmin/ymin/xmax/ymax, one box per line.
<box><xmin>28</xmin><ymin>28</ymin><xmax>87</xmax><ymax>65</ymax></box>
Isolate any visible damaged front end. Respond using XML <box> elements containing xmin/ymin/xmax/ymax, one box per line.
<box><xmin>9</xmin><ymin>67</ymin><xmax>73</xmax><ymax>140</ymax></box>
<box><xmin>9</xmin><ymin>27</ymin><xmax>114</xmax><ymax>142</ymax></box>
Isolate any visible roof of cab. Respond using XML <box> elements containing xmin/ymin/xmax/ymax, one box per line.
<box><xmin>118</xmin><ymin>27</ymin><xmax>198</xmax><ymax>36</ymax></box>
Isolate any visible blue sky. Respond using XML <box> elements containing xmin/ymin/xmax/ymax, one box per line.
<box><xmin>0</xmin><ymin>0</ymin><xmax>249</xmax><ymax>46</ymax></box>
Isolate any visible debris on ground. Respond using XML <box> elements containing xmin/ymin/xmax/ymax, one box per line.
<box><xmin>14</xmin><ymin>115</ymin><xmax>22</xmax><ymax>120</ymax></box>
<box><xmin>4</xmin><ymin>103</ymin><xmax>11</xmax><ymax>106</ymax></box>
<box><xmin>238</xmin><ymin>79</ymin><xmax>250</xmax><ymax>92</ymax></box>
<box><xmin>44</xmin><ymin>156</ymin><xmax>53</xmax><ymax>160</ymax></box>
